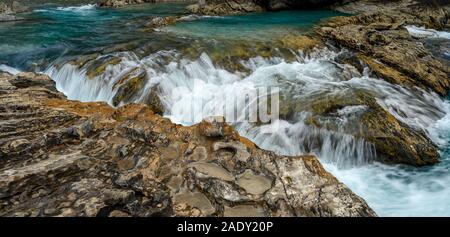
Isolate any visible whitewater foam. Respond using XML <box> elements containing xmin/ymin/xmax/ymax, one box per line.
<box><xmin>56</xmin><ymin>4</ymin><xmax>97</xmax><ymax>12</ymax></box>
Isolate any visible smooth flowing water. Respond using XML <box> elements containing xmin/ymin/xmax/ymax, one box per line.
<box><xmin>1</xmin><ymin>2</ymin><xmax>450</xmax><ymax>217</ymax></box>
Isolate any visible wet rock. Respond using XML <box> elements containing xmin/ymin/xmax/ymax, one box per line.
<box><xmin>189</xmin><ymin>162</ymin><xmax>235</xmax><ymax>181</ymax></box>
<box><xmin>112</xmin><ymin>68</ymin><xmax>148</xmax><ymax>107</ymax></box>
<box><xmin>146</xmin><ymin>16</ymin><xmax>180</xmax><ymax>29</ymax></box>
<box><xmin>67</xmin><ymin>53</ymin><xmax>100</xmax><ymax>69</ymax></box>
<box><xmin>7</xmin><ymin>139</ymin><xmax>30</xmax><ymax>152</ymax></box>
<box><xmin>0</xmin><ymin>1</ymin><xmax>29</xmax><ymax>22</ymax></box>
<box><xmin>0</xmin><ymin>2</ymin><xmax>10</xmax><ymax>15</ymax></box>
<box><xmin>109</xmin><ymin>210</ymin><xmax>131</xmax><ymax>217</ymax></box>
<box><xmin>279</xmin><ymin>35</ymin><xmax>321</xmax><ymax>52</ymax></box>
<box><xmin>188</xmin><ymin>0</ymin><xmax>264</xmax><ymax>15</ymax></box>
<box><xmin>85</xmin><ymin>56</ymin><xmax>122</xmax><ymax>79</ymax></box>
<box><xmin>282</xmin><ymin>89</ymin><xmax>440</xmax><ymax>166</ymax></box>
<box><xmin>99</xmin><ymin>0</ymin><xmax>149</xmax><ymax>8</ymax></box>
<box><xmin>144</xmin><ymin>87</ymin><xmax>164</xmax><ymax>116</ymax></box>
<box><xmin>188</xmin><ymin>0</ymin><xmax>343</xmax><ymax>15</ymax></box>
<box><xmin>213</xmin><ymin>141</ymin><xmax>251</xmax><ymax>162</ymax></box>
<box><xmin>0</xmin><ymin>72</ymin><xmax>376</xmax><ymax>217</ymax></box>
<box><xmin>10</xmin><ymin>72</ymin><xmax>59</xmax><ymax>91</ymax></box>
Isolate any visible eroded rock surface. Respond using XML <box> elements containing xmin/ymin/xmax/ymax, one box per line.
<box><xmin>99</xmin><ymin>0</ymin><xmax>156</xmax><ymax>8</ymax></box>
<box><xmin>0</xmin><ymin>72</ymin><xmax>375</xmax><ymax>217</ymax></box>
<box><xmin>187</xmin><ymin>0</ymin><xmax>345</xmax><ymax>15</ymax></box>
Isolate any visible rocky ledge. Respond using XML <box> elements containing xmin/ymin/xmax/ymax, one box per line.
<box><xmin>0</xmin><ymin>1</ymin><xmax>30</xmax><ymax>22</ymax></box>
<box><xmin>0</xmin><ymin>72</ymin><xmax>375</xmax><ymax>217</ymax></box>
<box><xmin>187</xmin><ymin>0</ymin><xmax>347</xmax><ymax>15</ymax></box>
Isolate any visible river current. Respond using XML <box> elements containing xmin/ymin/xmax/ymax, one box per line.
<box><xmin>1</xmin><ymin>2</ymin><xmax>449</xmax><ymax>217</ymax></box>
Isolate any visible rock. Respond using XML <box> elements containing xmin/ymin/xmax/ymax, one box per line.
<box><xmin>144</xmin><ymin>87</ymin><xmax>165</xmax><ymax>116</ymax></box>
<box><xmin>213</xmin><ymin>141</ymin><xmax>251</xmax><ymax>163</ymax></box>
<box><xmin>112</xmin><ymin>68</ymin><xmax>148</xmax><ymax>107</ymax></box>
<box><xmin>237</xmin><ymin>170</ymin><xmax>272</xmax><ymax>195</ymax></box>
<box><xmin>279</xmin><ymin>35</ymin><xmax>321</xmax><ymax>52</ymax></box>
<box><xmin>189</xmin><ymin>162</ymin><xmax>235</xmax><ymax>181</ymax></box>
<box><xmin>0</xmin><ymin>14</ymin><xmax>20</xmax><ymax>22</ymax></box>
<box><xmin>98</xmin><ymin>0</ymin><xmax>148</xmax><ymax>8</ymax></box>
<box><xmin>279</xmin><ymin>88</ymin><xmax>440</xmax><ymax>166</ymax></box>
<box><xmin>109</xmin><ymin>210</ymin><xmax>131</xmax><ymax>217</ymax></box>
<box><xmin>173</xmin><ymin>191</ymin><xmax>216</xmax><ymax>216</ymax></box>
<box><xmin>99</xmin><ymin>0</ymin><xmax>192</xmax><ymax>8</ymax></box>
<box><xmin>188</xmin><ymin>0</ymin><xmax>344</xmax><ymax>15</ymax></box>
<box><xmin>8</xmin><ymin>139</ymin><xmax>30</xmax><ymax>152</ymax></box>
<box><xmin>0</xmin><ymin>72</ymin><xmax>375</xmax><ymax>217</ymax></box>
<box><xmin>0</xmin><ymin>1</ymin><xmax>28</xmax><ymax>22</ymax></box>
<box><xmin>11</xmin><ymin>1</ymin><xmax>30</xmax><ymax>13</ymax></box>
<box><xmin>10</xmin><ymin>72</ymin><xmax>58</xmax><ymax>91</ymax></box>
<box><xmin>85</xmin><ymin>55</ymin><xmax>122</xmax><ymax>79</ymax></box>
<box><xmin>224</xmin><ymin>205</ymin><xmax>265</xmax><ymax>217</ymax></box>
<box><xmin>188</xmin><ymin>0</ymin><xmax>264</xmax><ymax>15</ymax></box>
<box><xmin>146</xmin><ymin>16</ymin><xmax>180</xmax><ymax>29</ymax></box>
<box><xmin>0</xmin><ymin>2</ymin><xmax>11</xmax><ymax>15</ymax></box>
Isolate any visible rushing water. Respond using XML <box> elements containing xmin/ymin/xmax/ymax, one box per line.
<box><xmin>1</xmin><ymin>3</ymin><xmax>450</xmax><ymax>217</ymax></box>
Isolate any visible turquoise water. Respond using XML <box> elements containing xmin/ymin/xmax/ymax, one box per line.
<box><xmin>1</xmin><ymin>2</ymin><xmax>450</xmax><ymax>217</ymax></box>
